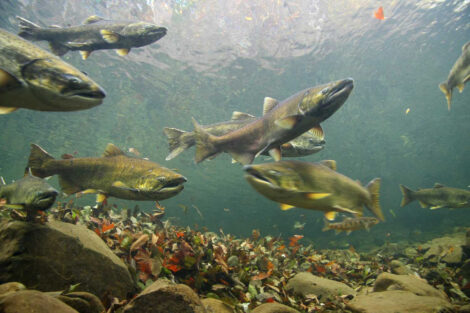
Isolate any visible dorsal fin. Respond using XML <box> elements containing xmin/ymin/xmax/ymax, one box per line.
<box><xmin>103</xmin><ymin>143</ymin><xmax>126</xmax><ymax>157</ymax></box>
<box><xmin>309</xmin><ymin>125</ymin><xmax>324</xmax><ymax>140</ymax></box>
<box><xmin>320</xmin><ymin>160</ymin><xmax>337</xmax><ymax>171</ymax></box>
<box><xmin>263</xmin><ymin>97</ymin><xmax>278</xmax><ymax>115</ymax></box>
<box><xmin>83</xmin><ymin>15</ymin><xmax>104</xmax><ymax>24</ymax></box>
<box><xmin>434</xmin><ymin>183</ymin><xmax>445</xmax><ymax>188</ymax></box>
<box><xmin>231</xmin><ymin>111</ymin><xmax>255</xmax><ymax>120</ymax></box>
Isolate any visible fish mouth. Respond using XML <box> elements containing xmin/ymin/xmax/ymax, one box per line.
<box><xmin>158</xmin><ymin>176</ymin><xmax>187</xmax><ymax>193</ymax></box>
<box><xmin>33</xmin><ymin>190</ymin><xmax>58</xmax><ymax>209</ymax></box>
<box><xmin>243</xmin><ymin>166</ymin><xmax>274</xmax><ymax>187</ymax></box>
<box><xmin>324</xmin><ymin>78</ymin><xmax>354</xmax><ymax>106</ymax></box>
<box><xmin>69</xmin><ymin>88</ymin><xmax>106</xmax><ymax>101</ymax></box>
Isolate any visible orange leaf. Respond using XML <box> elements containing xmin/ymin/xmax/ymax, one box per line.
<box><xmin>166</xmin><ymin>264</ymin><xmax>182</xmax><ymax>272</ymax></box>
<box><xmin>252</xmin><ymin>272</ymin><xmax>271</xmax><ymax>281</ymax></box>
<box><xmin>289</xmin><ymin>235</ymin><xmax>304</xmax><ymax>247</ymax></box>
<box><xmin>94</xmin><ymin>228</ymin><xmax>101</xmax><ymax>236</ymax></box>
<box><xmin>176</xmin><ymin>231</ymin><xmax>185</xmax><ymax>238</ymax></box>
<box><xmin>102</xmin><ymin>223</ymin><xmax>115</xmax><ymax>233</ymax></box>
<box><xmin>374</xmin><ymin>7</ymin><xmax>385</xmax><ymax>20</ymax></box>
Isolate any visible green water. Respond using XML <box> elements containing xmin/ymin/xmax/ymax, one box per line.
<box><xmin>0</xmin><ymin>0</ymin><xmax>469</xmax><ymax>249</ymax></box>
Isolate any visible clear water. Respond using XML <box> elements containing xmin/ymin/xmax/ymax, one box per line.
<box><xmin>0</xmin><ymin>0</ymin><xmax>469</xmax><ymax>249</ymax></box>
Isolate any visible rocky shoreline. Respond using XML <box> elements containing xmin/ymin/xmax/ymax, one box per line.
<box><xmin>0</xmin><ymin>204</ymin><xmax>469</xmax><ymax>312</ymax></box>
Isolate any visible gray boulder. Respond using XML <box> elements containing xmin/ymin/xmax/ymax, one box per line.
<box><xmin>124</xmin><ymin>279</ymin><xmax>206</xmax><ymax>313</ymax></box>
<box><xmin>251</xmin><ymin>303</ymin><xmax>300</xmax><ymax>313</ymax></box>
<box><xmin>0</xmin><ymin>220</ymin><xmax>136</xmax><ymax>299</ymax></box>
<box><xmin>48</xmin><ymin>291</ymin><xmax>105</xmax><ymax>313</ymax></box>
<box><xmin>347</xmin><ymin>290</ymin><xmax>454</xmax><ymax>313</ymax></box>
<box><xmin>373</xmin><ymin>272</ymin><xmax>448</xmax><ymax>300</ymax></box>
<box><xmin>286</xmin><ymin>272</ymin><xmax>355</xmax><ymax>301</ymax></box>
<box><xmin>0</xmin><ymin>290</ymin><xmax>79</xmax><ymax>313</ymax></box>
<box><xmin>201</xmin><ymin>298</ymin><xmax>235</xmax><ymax>313</ymax></box>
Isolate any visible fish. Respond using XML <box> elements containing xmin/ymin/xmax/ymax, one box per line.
<box><xmin>374</xmin><ymin>7</ymin><xmax>385</xmax><ymax>20</ymax></box>
<box><xmin>439</xmin><ymin>41</ymin><xmax>470</xmax><ymax>110</ymax></box>
<box><xmin>0</xmin><ymin>28</ymin><xmax>105</xmax><ymax>114</ymax></box>
<box><xmin>193</xmin><ymin>78</ymin><xmax>353</xmax><ymax>165</ymax></box>
<box><xmin>399</xmin><ymin>183</ymin><xmax>470</xmax><ymax>209</ymax></box>
<box><xmin>0</xmin><ymin>171</ymin><xmax>58</xmax><ymax>220</ymax></box>
<box><xmin>243</xmin><ymin>160</ymin><xmax>384</xmax><ymax>221</ymax></box>
<box><xmin>322</xmin><ymin>217</ymin><xmax>379</xmax><ymax>235</ymax></box>
<box><xmin>17</xmin><ymin>16</ymin><xmax>167</xmax><ymax>60</ymax></box>
<box><xmin>293</xmin><ymin>221</ymin><xmax>305</xmax><ymax>230</ymax></box>
<box><xmin>25</xmin><ymin>143</ymin><xmax>186</xmax><ymax>203</ymax></box>
<box><xmin>164</xmin><ymin>111</ymin><xmax>325</xmax><ymax>161</ymax></box>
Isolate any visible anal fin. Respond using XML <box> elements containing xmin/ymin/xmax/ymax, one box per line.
<box><xmin>280</xmin><ymin>203</ymin><xmax>295</xmax><ymax>211</ymax></box>
<box><xmin>324</xmin><ymin>211</ymin><xmax>337</xmax><ymax>221</ymax></box>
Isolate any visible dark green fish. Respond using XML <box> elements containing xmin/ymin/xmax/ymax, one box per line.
<box><xmin>0</xmin><ymin>28</ymin><xmax>105</xmax><ymax>114</ymax></box>
<box><xmin>17</xmin><ymin>16</ymin><xmax>167</xmax><ymax>60</ymax></box>
<box><xmin>193</xmin><ymin>78</ymin><xmax>353</xmax><ymax>165</ymax></box>
<box><xmin>243</xmin><ymin>160</ymin><xmax>384</xmax><ymax>221</ymax></box>
<box><xmin>400</xmin><ymin>183</ymin><xmax>470</xmax><ymax>209</ymax></box>
<box><xmin>26</xmin><ymin>143</ymin><xmax>186</xmax><ymax>203</ymax></box>
<box><xmin>439</xmin><ymin>41</ymin><xmax>470</xmax><ymax>110</ymax></box>
<box><xmin>0</xmin><ymin>173</ymin><xmax>58</xmax><ymax>219</ymax></box>
<box><xmin>164</xmin><ymin>111</ymin><xmax>324</xmax><ymax>161</ymax></box>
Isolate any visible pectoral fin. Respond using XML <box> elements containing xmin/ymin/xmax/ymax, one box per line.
<box><xmin>280</xmin><ymin>203</ymin><xmax>295</xmax><ymax>211</ymax></box>
<box><xmin>324</xmin><ymin>211</ymin><xmax>337</xmax><ymax>221</ymax></box>
<box><xmin>79</xmin><ymin>51</ymin><xmax>91</xmax><ymax>60</ymax></box>
<box><xmin>112</xmin><ymin>181</ymin><xmax>138</xmax><ymax>192</ymax></box>
<box><xmin>59</xmin><ymin>176</ymin><xmax>81</xmax><ymax>195</ymax></box>
<box><xmin>229</xmin><ymin>151</ymin><xmax>255</xmax><ymax>165</ymax></box>
<box><xmin>0</xmin><ymin>68</ymin><xmax>22</xmax><ymax>91</ymax></box>
<box><xmin>457</xmin><ymin>83</ymin><xmax>464</xmax><ymax>93</ymax></box>
<box><xmin>304</xmin><ymin>192</ymin><xmax>331</xmax><ymax>200</ymax></box>
<box><xmin>269</xmin><ymin>148</ymin><xmax>281</xmax><ymax>161</ymax></box>
<box><xmin>96</xmin><ymin>193</ymin><xmax>107</xmax><ymax>204</ymax></box>
<box><xmin>49</xmin><ymin>42</ymin><xmax>69</xmax><ymax>56</ymax></box>
<box><xmin>419</xmin><ymin>201</ymin><xmax>428</xmax><ymax>208</ymax></box>
<box><xmin>275</xmin><ymin>115</ymin><xmax>302</xmax><ymax>129</ymax></box>
<box><xmin>101</xmin><ymin>29</ymin><xmax>120</xmax><ymax>43</ymax></box>
<box><xmin>430</xmin><ymin>205</ymin><xmax>443</xmax><ymax>210</ymax></box>
<box><xmin>116</xmin><ymin>48</ymin><xmax>130</xmax><ymax>56</ymax></box>
<box><xmin>0</xmin><ymin>107</ymin><xmax>18</xmax><ymax>114</ymax></box>
<box><xmin>333</xmin><ymin>205</ymin><xmax>360</xmax><ymax>215</ymax></box>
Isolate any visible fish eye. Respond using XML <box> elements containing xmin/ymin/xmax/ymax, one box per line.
<box><xmin>64</xmin><ymin>75</ymin><xmax>83</xmax><ymax>89</ymax></box>
<box><xmin>268</xmin><ymin>169</ymin><xmax>280</xmax><ymax>176</ymax></box>
<box><xmin>157</xmin><ymin>176</ymin><xmax>166</xmax><ymax>182</ymax></box>
<box><xmin>321</xmin><ymin>88</ymin><xmax>328</xmax><ymax>95</ymax></box>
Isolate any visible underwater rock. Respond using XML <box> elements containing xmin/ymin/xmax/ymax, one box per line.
<box><xmin>49</xmin><ymin>291</ymin><xmax>105</xmax><ymax>313</ymax></box>
<box><xmin>459</xmin><ymin>304</ymin><xmax>470</xmax><ymax>313</ymax></box>
<box><xmin>346</xmin><ymin>290</ymin><xmax>454</xmax><ymax>313</ymax></box>
<box><xmin>0</xmin><ymin>220</ymin><xmax>136</xmax><ymax>298</ymax></box>
<box><xmin>460</xmin><ymin>259</ymin><xmax>470</xmax><ymax>297</ymax></box>
<box><xmin>404</xmin><ymin>247</ymin><xmax>418</xmax><ymax>258</ymax></box>
<box><xmin>0</xmin><ymin>282</ymin><xmax>26</xmax><ymax>296</ymax></box>
<box><xmin>285</xmin><ymin>272</ymin><xmax>356</xmax><ymax>301</ymax></box>
<box><xmin>423</xmin><ymin>234</ymin><xmax>465</xmax><ymax>264</ymax></box>
<box><xmin>251</xmin><ymin>302</ymin><xmax>300</xmax><ymax>313</ymax></box>
<box><xmin>227</xmin><ymin>255</ymin><xmax>239</xmax><ymax>267</ymax></box>
<box><xmin>390</xmin><ymin>260</ymin><xmax>415</xmax><ymax>275</ymax></box>
<box><xmin>373</xmin><ymin>273</ymin><xmax>448</xmax><ymax>300</ymax></box>
<box><xmin>201</xmin><ymin>298</ymin><xmax>235</xmax><ymax>313</ymax></box>
<box><xmin>0</xmin><ymin>290</ymin><xmax>79</xmax><ymax>313</ymax></box>
<box><xmin>123</xmin><ymin>279</ymin><xmax>206</xmax><ymax>313</ymax></box>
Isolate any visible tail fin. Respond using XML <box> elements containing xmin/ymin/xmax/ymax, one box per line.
<box><xmin>192</xmin><ymin>118</ymin><xmax>220</xmax><ymax>164</ymax></box>
<box><xmin>399</xmin><ymin>184</ymin><xmax>415</xmax><ymax>207</ymax></box>
<box><xmin>366</xmin><ymin>178</ymin><xmax>385</xmax><ymax>221</ymax></box>
<box><xmin>26</xmin><ymin>144</ymin><xmax>55</xmax><ymax>178</ymax></box>
<box><xmin>16</xmin><ymin>16</ymin><xmax>41</xmax><ymax>40</ymax></box>
<box><xmin>163</xmin><ymin>127</ymin><xmax>191</xmax><ymax>161</ymax></box>
<box><xmin>439</xmin><ymin>82</ymin><xmax>452</xmax><ymax>111</ymax></box>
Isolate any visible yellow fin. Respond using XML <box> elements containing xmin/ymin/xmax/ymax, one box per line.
<box><xmin>280</xmin><ymin>203</ymin><xmax>295</xmax><ymax>211</ymax></box>
<box><xmin>103</xmin><ymin>143</ymin><xmax>126</xmax><ymax>157</ymax></box>
<box><xmin>305</xmin><ymin>192</ymin><xmax>331</xmax><ymax>200</ymax></box>
<box><xmin>79</xmin><ymin>50</ymin><xmax>91</xmax><ymax>60</ymax></box>
<box><xmin>269</xmin><ymin>148</ymin><xmax>281</xmax><ymax>162</ymax></box>
<box><xmin>100</xmin><ymin>29</ymin><xmax>119</xmax><ymax>43</ymax></box>
<box><xmin>96</xmin><ymin>193</ymin><xmax>107</xmax><ymax>203</ymax></box>
<box><xmin>231</xmin><ymin>158</ymin><xmax>237</xmax><ymax>164</ymax></box>
<box><xmin>231</xmin><ymin>111</ymin><xmax>255</xmax><ymax>120</ymax></box>
<box><xmin>262</xmin><ymin>97</ymin><xmax>278</xmax><ymax>115</ymax></box>
<box><xmin>81</xmin><ymin>189</ymin><xmax>98</xmax><ymax>194</ymax></box>
<box><xmin>439</xmin><ymin>82</ymin><xmax>451</xmax><ymax>110</ymax></box>
<box><xmin>83</xmin><ymin>15</ymin><xmax>104</xmax><ymax>24</ymax></box>
<box><xmin>457</xmin><ymin>83</ymin><xmax>464</xmax><ymax>93</ymax></box>
<box><xmin>0</xmin><ymin>106</ymin><xmax>18</xmax><ymax>114</ymax></box>
<box><xmin>319</xmin><ymin>160</ymin><xmax>336</xmax><ymax>171</ymax></box>
<box><xmin>419</xmin><ymin>201</ymin><xmax>427</xmax><ymax>208</ymax></box>
<box><xmin>324</xmin><ymin>211</ymin><xmax>337</xmax><ymax>221</ymax></box>
<box><xmin>116</xmin><ymin>48</ymin><xmax>130</xmax><ymax>56</ymax></box>
<box><xmin>309</xmin><ymin>125</ymin><xmax>324</xmax><ymax>140</ymax></box>
<box><xmin>430</xmin><ymin>205</ymin><xmax>443</xmax><ymax>210</ymax></box>
<box><xmin>112</xmin><ymin>181</ymin><xmax>128</xmax><ymax>188</ymax></box>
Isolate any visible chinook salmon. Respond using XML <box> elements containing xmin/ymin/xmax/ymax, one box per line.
<box><xmin>322</xmin><ymin>217</ymin><xmax>379</xmax><ymax>235</ymax></box>
<box><xmin>439</xmin><ymin>41</ymin><xmax>470</xmax><ymax>110</ymax></box>
<box><xmin>400</xmin><ymin>183</ymin><xmax>470</xmax><ymax>209</ymax></box>
<box><xmin>193</xmin><ymin>78</ymin><xmax>353</xmax><ymax>165</ymax></box>
<box><xmin>164</xmin><ymin>111</ymin><xmax>324</xmax><ymax>161</ymax></box>
<box><xmin>0</xmin><ymin>28</ymin><xmax>105</xmax><ymax>114</ymax></box>
<box><xmin>0</xmin><ymin>172</ymin><xmax>58</xmax><ymax>220</ymax></box>
<box><xmin>17</xmin><ymin>16</ymin><xmax>167</xmax><ymax>60</ymax></box>
<box><xmin>243</xmin><ymin>160</ymin><xmax>384</xmax><ymax>221</ymax></box>
<box><xmin>26</xmin><ymin>143</ymin><xmax>186</xmax><ymax>203</ymax></box>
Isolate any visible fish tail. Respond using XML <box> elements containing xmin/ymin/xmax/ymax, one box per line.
<box><xmin>16</xmin><ymin>16</ymin><xmax>42</xmax><ymax>40</ymax></box>
<box><xmin>26</xmin><ymin>144</ymin><xmax>55</xmax><ymax>178</ymax></box>
<box><xmin>399</xmin><ymin>184</ymin><xmax>415</xmax><ymax>207</ymax></box>
<box><xmin>439</xmin><ymin>82</ymin><xmax>452</xmax><ymax>111</ymax></box>
<box><xmin>366</xmin><ymin>178</ymin><xmax>385</xmax><ymax>222</ymax></box>
<box><xmin>163</xmin><ymin>127</ymin><xmax>191</xmax><ymax>161</ymax></box>
<box><xmin>192</xmin><ymin>117</ymin><xmax>220</xmax><ymax>164</ymax></box>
